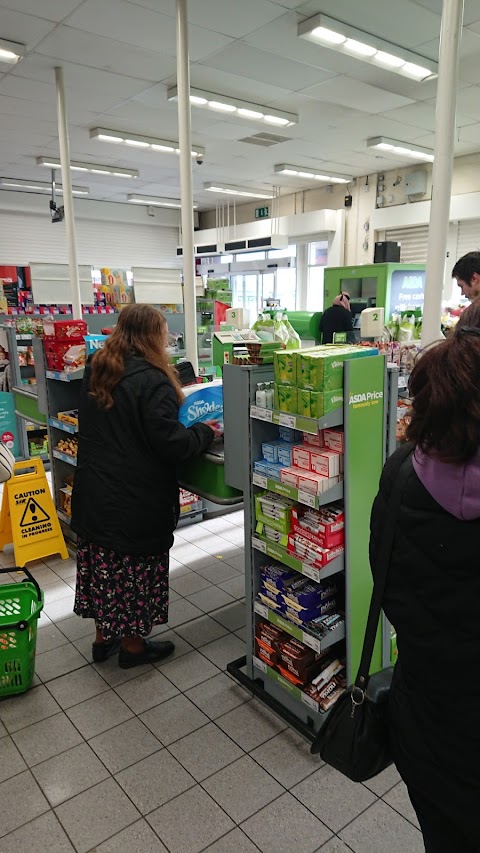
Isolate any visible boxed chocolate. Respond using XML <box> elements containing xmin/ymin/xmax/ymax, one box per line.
<box><xmin>287</xmin><ymin>533</ymin><xmax>345</xmax><ymax>567</ymax></box>
<box><xmin>291</xmin><ymin>504</ymin><xmax>345</xmax><ymax>549</ymax></box>
<box><xmin>261</xmin><ymin>564</ymin><xmax>298</xmax><ymax>590</ymax></box>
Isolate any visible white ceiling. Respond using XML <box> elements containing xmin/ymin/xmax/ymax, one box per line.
<box><xmin>0</xmin><ymin>0</ymin><xmax>479</xmax><ymax>209</ymax></box>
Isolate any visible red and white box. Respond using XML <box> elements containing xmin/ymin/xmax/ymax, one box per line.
<box><xmin>280</xmin><ymin>467</ymin><xmax>299</xmax><ymax>488</ymax></box>
<box><xmin>296</xmin><ymin>471</ymin><xmax>340</xmax><ymax>496</ymax></box>
<box><xmin>292</xmin><ymin>445</ymin><xmax>313</xmax><ymax>471</ymax></box>
<box><xmin>310</xmin><ymin>449</ymin><xmax>342</xmax><ymax>478</ymax></box>
<box><xmin>324</xmin><ymin>428</ymin><xmax>344</xmax><ymax>454</ymax></box>
<box><xmin>302</xmin><ymin>431</ymin><xmax>324</xmax><ymax>448</ymax></box>
<box><xmin>291</xmin><ymin>504</ymin><xmax>345</xmax><ymax>549</ymax></box>
<box><xmin>287</xmin><ymin>533</ymin><xmax>345</xmax><ymax>568</ymax></box>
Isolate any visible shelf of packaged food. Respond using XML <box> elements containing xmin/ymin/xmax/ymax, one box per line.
<box><xmin>53</xmin><ymin>449</ymin><xmax>77</xmax><ymax>467</ymax></box>
<box><xmin>252</xmin><ymin>472</ymin><xmax>343</xmax><ymax>509</ymax></box>
<box><xmin>46</xmin><ymin>368</ymin><xmax>85</xmax><ymax>382</ymax></box>
<box><xmin>49</xmin><ymin>417</ymin><xmax>78</xmax><ymax>435</ymax></box>
<box><xmin>252</xmin><ymin>656</ymin><xmax>324</xmax><ymax>715</ymax></box>
<box><xmin>252</xmin><ymin>536</ymin><xmax>344</xmax><ymax>583</ymax></box>
<box><xmin>57</xmin><ymin>509</ymin><xmax>71</xmax><ymax>526</ymax></box>
<box><xmin>250</xmin><ymin>405</ymin><xmax>343</xmax><ymax>434</ymax></box>
<box><xmin>254</xmin><ymin>600</ymin><xmax>345</xmax><ymax>655</ymax></box>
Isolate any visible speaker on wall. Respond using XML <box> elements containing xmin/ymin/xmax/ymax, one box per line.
<box><xmin>374</xmin><ymin>241</ymin><xmax>401</xmax><ymax>263</ymax></box>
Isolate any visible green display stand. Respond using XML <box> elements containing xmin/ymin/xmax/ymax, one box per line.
<box><xmin>324</xmin><ymin>263</ymin><xmax>426</xmax><ymax>320</ymax></box>
<box><xmin>178</xmin><ymin>441</ymin><xmax>242</xmax><ymax>506</ymax></box>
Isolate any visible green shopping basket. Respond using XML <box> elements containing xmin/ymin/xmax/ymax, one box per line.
<box><xmin>0</xmin><ymin>567</ymin><xmax>44</xmax><ymax>698</ymax></box>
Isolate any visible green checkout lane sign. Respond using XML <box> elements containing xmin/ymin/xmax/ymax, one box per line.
<box><xmin>344</xmin><ymin>355</ymin><xmax>386</xmax><ymax>683</ymax></box>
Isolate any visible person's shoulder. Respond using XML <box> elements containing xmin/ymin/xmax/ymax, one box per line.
<box><xmin>380</xmin><ymin>444</ymin><xmax>413</xmax><ymax>494</ymax></box>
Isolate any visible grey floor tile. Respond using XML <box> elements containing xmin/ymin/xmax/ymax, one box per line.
<box><xmin>55</xmin><ymin>778</ymin><xmax>140</xmax><ymax>853</ymax></box>
<box><xmin>89</xmin><ymin>717</ymin><xmax>162</xmax><ymax>774</ymax></box>
<box><xmin>0</xmin><ymin>720</ymin><xmax>6</xmax><ymax>737</ymax></box>
<box><xmin>251</xmin><ymin>729</ymin><xmax>321</xmax><ymax>788</ymax></box>
<box><xmin>235</xmin><ymin>626</ymin><xmax>248</xmax><ymax>641</ymax></box>
<box><xmin>216</xmin><ymin>699</ymin><xmax>286</xmax><ymax>751</ymax></box>
<box><xmin>187</xmin><ymin>586</ymin><xmax>235</xmax><ymax>614</ymax></box>
<box><xmin>169</xmin><ymin>560</ymin><xmax>192</xmax><ymax>578</ymax></box>
<box><xmin>168</xmin><ymin>721</ymin><xmax>243</xmax><ymax>782</ymax></box>
<box><xmin>56</xmin><ymin>615</ymin><xmax>95</xmax><ymax>642</ymax></box>
<box><xmin>152</xmin><ymin>629</ymin><xmax>193</xmax><ymax>662</ymax></box>
<box><xmin>43</xmin><ymin>594</ymin><xmax>75</xmax><ymax>623</ymax></box>
<box><xmin>218</xmin><ymin>574</ymin><xmax>246</xmax><ymax>599</ymax></box>
<box><xmin>0</xmin><ymin>811</ymin><xmax>75</xmax><ymax>853</ymax></box>
<box><xmin>196</xmin><ymin>562</ymin><xmax>242</xmax><ymax>584</ymax></box>
<box><xmin>241</xmin><ymin>791</ymin><xmax>332</xmax><ymax>853</ymax></box>
<box><xmin>24</xmin><ymin>565</ymin><xmax>60</xmax><ymax>586</ymax></box>
<box><xmin>316</xmin><ymin>839</ymin><xmax>354</xmax><ymax>852</ymax></box>
<box><xmin>115</xmin><ymin>669</ymin><xmax>179</xmax><ymax>714</ymax></box>
<box><xmin>292</xmin><ymin>765</ymin><xmax>377</xmax><ymax>833</ymax></box>
<box><xmin>339</xmin><ymin>801</ymin><xmax>424</xmax><ymax>853</ymax></box>
<box><xmin>51</xmin><ymin>562</ymin><xmax>77</xmax><ymax>582</ymax></box>
<box><xmin>0</xmin><ymin>736</ymin><xmax>27</xmax><ymax>782</ymax></box>
<box><xmin>32</xmin><ymin>742</ymin><xmax>110</xmax><ymax>807</ymax></box>
<box><xmin>217</xmin><ymin>526</ymin><xmax>246</xmax><ymax>548</ymax></box>
<box><xmin>383</xmin><ymin>781</ymin><xmax>420</xmax><ymax>828</ymax></box>
<box><xmin>66</xmin><ymin>690</ymin><xmax>134</xmax><ymax>739</ymax></box>
<box><xmin>0</xmin><ymin>770</ymin><xmax>49</xmax><ymax>838</ymax></box>
<box><xmin>116</xmin><ymin>749</ymin><xmax>195</xmax><ymax>814</ymax></box>
<box><xmin>201</xmin><ymin>634</ymin><xmax>246</xmax><ymax>670</ymax></box>
<box><xmin>147</xmin><ymin>785</ymin><xmax>235</xmax><ymax>853</ymax></box>
<box><xmin>170</xmin><ymin>571</ymin><xmax>212</xmax><ymax>596</ymax></box>
<box><xmin>140</xmin><ymin>694</ymin><xmax>209</xmax><ymax>746</ymax></box>
<box><xmin>167</xmin><ymin>598</ymin><xmax>204</xmax><ymax>628</ymax></box>
<box><xmin>12</xmin><ymin>712</ymin><xmax>83</xmax><ymax>767</ymax></box>
<box><xmin>223</xmin><ymin>510</ymin><xmax>244</xmax><ymax>526</ymax></box>
<box><xmin>35</xmin><ymin>645</ymin><xmax>87</xmax><ymax>683</ymax></box>
<box><xmin>36</xmin><ymin>624</ymin><xmax>70</xmax><ymax>655</ymax></box>
<box><xmin>202</xmin><ymin>828</ymin><xmax>260</xmax><ymax>853</ymax></box>
<box><xmin>159</xmin><ymin>650</ymin><xmax>220</xmax><ymax>692</ymax></box>
<box><xmin>212</xmin><ymin>601</ymin><xmax>246</xmax><ymax>631</ymax></box>
<box><xmin>186</xmin><ymin>672</ymin><xmax>250</xmax><ymax>720</ymax></box>
<box><xmin>42</xmin><ymin>579</ymin><xmax>74</xmax><ymax>605</ymax></box>
<box><xmin>38</xmin><ymin>610</ymin><xmax>53</xmax><ymax>629</ymax></box>
<box><xmin>46</xmin><ymin>665</ymin><xmax>109</xmax><ymax>710</ymax></box>
<box><xmin>363</xmin><ymin>763</ymin><xmax>401</xmax><ymax>797</ymax></box>
<box><xmin>203</xmin><ymin>755</ymin><xmax>284</xmax><ymax>823</ymax></box>
<box><xmin>171</xmin><ymin>543</ymin><xmax>217</xmax><ymax>571</ymax></box>
<box><xmin>174</xmin><ymin>614</ymin><xmax>229</xmax><ymax>648</ymax></box>
<box><xmin>169</xmin><ymin>589</ymin><xmax>181</xmax><ymax>602</ymax></box>
<box><xmin>222</xmin><ymin>554</ymin><xmax>245</xmax><ymax>572</ymax></box>
<box><xmin>197</xmin><ymin>517</ymin><xmax>239</xmax><ymax>536</ymax></box>
<box><xmin>92</xmin><ymin>656</ymin><xmax>153</xmax><ymax>687</ymax></box>
<box><xmin>0</xmin><ymin>685</ymin><xmax>61</xmax><ymax>733</ymax></box>
<box><xmin>91</xmin><ymin>819</ymin><xmax>168</xmax><ymax>852</ymax></box>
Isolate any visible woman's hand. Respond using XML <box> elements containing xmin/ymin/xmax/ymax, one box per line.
<box><xmin>205</xmin><ymin>419</ymin><xmax>223</xmax><ymax>439</ymax></box>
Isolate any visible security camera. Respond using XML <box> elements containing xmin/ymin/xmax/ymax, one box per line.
<box><xmin>196</xmin><ymin>155</ymin><xmax>204</xmax><ymax>165</ymax></box>
<box><xmin>50</xmin><ymin>200</ymin><xmax>64</xmax><ymax>223</ymax></box>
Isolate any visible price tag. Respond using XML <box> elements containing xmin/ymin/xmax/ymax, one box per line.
<box><xmin>302</xmin><ymin>562</ymin><xmax>320</xmax><ymax>583</ymax></box>
<box><xmin>253</xmin><ymin>473</ymin><xmax>267</xmax><ymax>489</ymax></box>
<box><xmin>302</xmin><ymin>632</ymin><xmax>321</xmax><ymax>654</ymax></box>
<box><xmin>279</xmin><ymin>413</ymin><xmax>296</xmax><ymax>428</ymax></box>
<box><xmin>253</xmin><ymin>656</ymin><xmax>267</xmax><ymax>674</ymax></box>
<box><xmin>252</xmin><ymin>405</ymin><xmax>273</xmax><ymax>422</ymax></box>
<box><xmin>252</xmin><ymin>537</ymin><xmax>267</xmax><ymax>553</ymax></box>
<box><xmin>298</xmin><ymin>490</ymin><xmax>316</xmax><ymax>508</ymax></box>
<box><xmin>254</xmin><ymin>602</ymin><xmax>268</xmax><ymax>618</ymax></box>
<box><xmin>301</xmin><ymin>692</ymin><xmax>320</xmax><ymax>712</ymax></box>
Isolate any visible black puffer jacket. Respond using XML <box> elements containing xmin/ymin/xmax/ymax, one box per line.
<box><xmin>370</xmin><ymin>444</ymin><xmax>480</xmax><ymax>839</ymax></box>
<box><xmin>71</xmin><ymin>356</ymin><xmax>214</xmax><ymax>555</ymax></box>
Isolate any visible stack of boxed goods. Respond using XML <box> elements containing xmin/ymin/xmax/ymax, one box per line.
<box><xmin>43</xmin><ymin>320</ymin><xmax>88</xmax><ymax>373</ymax></box>
<box><xmin>254</xmin><ymin>426</ymin><xmax>344</xmax><ymax>500</ymax></box>
<box><xmin>273</xmin><ymin>345</ymin><xmax>378</xmax><ymax>416</ymax></box>
<box><xmin>257</xmin><ymin>563</ymin><xmax>344</xmax><ymax>636</ymax></box>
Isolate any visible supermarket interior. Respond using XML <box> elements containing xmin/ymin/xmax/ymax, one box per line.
<box><xmin>0</xmin><ymin>0</ymin><xmax>479</xmax><ymax>851</ymax></box>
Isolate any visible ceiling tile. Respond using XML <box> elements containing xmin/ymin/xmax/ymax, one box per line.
<box><xmin>300</xmin><ymin>77</ymin><xmax>415</xmax><ymax>113</ymax></box>
<box><xmin>187</xmin><ymin>67</ymin><xmax>291</xmax><ymax>105</ymax></box>
<box><xmin>411</xmin><ymin>0</ymin><xmax>480</xmax><ymax>27</ymax></box>
<box><xmin>0</xmin><ymin>93</ymin><xmax>96</xmax><ymax>125</ymax></box>
<box><xmin>451</xmin><ymin>86</ymin><xmax>480</xmax><ymax>120</ymax></box>
<box><xmin>130</xmin><ymin>0</ymin><xmax>286</xmax><ymax>38</ymax></box>
<box><xmin>200</xmin><ymin>42</ymin><xmax>328</xmax><ymax>91</ymax></box>
<box><xmin>458</xmin><ymin>124</ymin><xmax>480</xmax><ymax>144</ymax></box>
<box><xmin>0</xmin><ymin>7</ymin><xmax>56</xmax><ymax>51</ymax></box>
<box><xmin>0</xmin><ymin>0</ymin><xmax>82</xmax><ymax>21</ymax></box>
<box><xmin>382</xmin><ymin>101</ymin><xmax>476</xmax><ymax>132</ymax></box>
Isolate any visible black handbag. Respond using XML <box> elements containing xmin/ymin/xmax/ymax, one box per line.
<box><xmin>310</xmin><ymin>452</ymin><xmax>412</xmax><ymax>782</ymax></box>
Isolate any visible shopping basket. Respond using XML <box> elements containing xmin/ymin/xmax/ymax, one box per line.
<box><xmin>0</xmin><ymin>567</ymin><xmax>44</xmax><ymax>698</ymax></box>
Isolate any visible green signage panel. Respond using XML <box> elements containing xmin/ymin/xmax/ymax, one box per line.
<box><xmin>255</xmin><ymin>206</ymin><xmax>270</xmax><ymax>219</ymax></box>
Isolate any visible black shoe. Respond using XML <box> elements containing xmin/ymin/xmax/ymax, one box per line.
<box><xmin>118</xmin><ymin>640</ymin><xmax>175</xmax><ymax>669</ymax></box>
<box><xmin>92</xmin><ymin>638</ymin><xmax>121</xmax><ymax>663</ymax></box>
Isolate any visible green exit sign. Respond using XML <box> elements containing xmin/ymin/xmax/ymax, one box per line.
<box><xmin>255</xmin><ymin>206</ymin><xmax>270</xmax><ymax>219</ymax></box>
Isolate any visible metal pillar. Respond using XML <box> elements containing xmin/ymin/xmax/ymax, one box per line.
<box><xmin>176</xmin><ymin>0</ymin><xmax>198</xmax><ymax>372</ymax></box>
<box><xmin>54</xmin><ymin>67</ymin><xmax>82</xmax><ymax>321</ymax></box>
<box><xmin>421</xmin><ymin>0</ymin><xmax>464</xmax><ymax>347</ymax></box>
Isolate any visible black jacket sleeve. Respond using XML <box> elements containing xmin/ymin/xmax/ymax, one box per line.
<box><xmin>142</xmin><ymin>377</ymin><xmax>215</xmax><ymax>464</ymax></box>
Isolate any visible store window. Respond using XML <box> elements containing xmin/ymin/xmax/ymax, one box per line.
<box><xmin>306</xmin><ymin>240</ymin><xmax>328</xmax><ymax>312</ymax></box>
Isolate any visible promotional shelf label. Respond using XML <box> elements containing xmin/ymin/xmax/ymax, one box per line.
<box><xmin>253</xmin><ymin>655</ymin><xmax>267</xmax><ymax>674</ymax></box>
<box><xmin>252</xmin><ymin>536</ymin><xmax>267</xmax><ymax>553</ymax></box>
<box><xmin>251</xmin><ymin>405</ymin><xmax>273</xmax><ymax>423</ymax></box>
<box><xmin>302</xmin><ymin>563</ymin><xmax>320</xmax><ymax>583</ymax></box>
<box><xmin>297</xmin><ymin>490</ymin><xmax>316</xmax><ymax>508</ymax></box>
<box><xmin>279</xmin><ymin>413</ymin><xmax>296</xmax><ymax>428</ymax></box>
<box><xmin>253</xmin><ymin>473</ymin><xmax>267</xmax><ymax>489</ymax></box>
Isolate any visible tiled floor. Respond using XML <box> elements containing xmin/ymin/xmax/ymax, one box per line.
<box><xmin>0</xmin><ymin>509</ymin><xmax>424</xmax><ymax>853</ymax></box>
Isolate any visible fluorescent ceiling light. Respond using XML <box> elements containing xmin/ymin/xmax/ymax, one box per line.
<box><xmin>298</xmin><ymin>14</ymin><xmax>437</xmax><ymax>81</ymax></box>
<box><xmin>90</xmin><ymin>128</ymin><xmax>205</xmax><ymax>158</ymax></box>
<box><xmin>0</xmin><ymin>177</ymin><xmax>89</xmax><ymax>195</ymax></box>
<box><xmin>204</xmin><ymin>183</ymin><xmax>273</xmax><ymax>200</ymax></box>
<box><xmin>128</xmin><ymin>194</ymin><xmax>198</xmax><ymax>209</ymax></box>
<box><xmin>367</xmin><ymin>136</ymin><xmax>434</xmax><ymax>162</ymax></box>
<box><xmin>167</xmin><ymin>86</ymin><xmax>297</xmax><ymax>128</ymax></box>
<box><xmin>274</xmin><ymin>164</ymin><xmax>352</xmax><ymax>184</ymax></box>
<box><xmin>36</xmin><ymin>156</ymin><xmax>139</xmax><ymax>179</ymax></box>
<box><xmin>0</xmin><ymin>38</ymin><xmax>25</xmax><ymax>64</ymax></box>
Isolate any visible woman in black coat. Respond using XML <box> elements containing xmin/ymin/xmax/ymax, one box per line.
<box><xmin>319</xmin><ymin>292</ymin><xmax>354</xmax><ymax>344</ymax></box>
<box><xmin>71</xmin><ymin>305</ymin><xmax>221</xmax><ymax>668</ymax></box>
<box><xmin>370</xmin><ymin>328</ymin><xmax>480</xmax><ymax>852</ymax></box>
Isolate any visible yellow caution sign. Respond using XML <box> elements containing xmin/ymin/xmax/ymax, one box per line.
<box><xmin>0</xmin><ymin>459</ymin><xmax>68</xmax><ymax>566</ymax></box>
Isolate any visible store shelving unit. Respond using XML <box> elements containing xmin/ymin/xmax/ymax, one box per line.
<box><xmin>5</xmin><ymin>327</ymin><xmax>49</xmax><ymax>462</ymax></box>
<box><xmin>223</xmin><ymin>357</ymin><xmax>390</xmax><ymax>741</ymax></box>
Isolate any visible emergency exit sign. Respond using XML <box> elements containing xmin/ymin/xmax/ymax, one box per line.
<box><xmin>255</xmin><ymin>206</ymin><xmax>269</xmax><ymax>219</ymax></box>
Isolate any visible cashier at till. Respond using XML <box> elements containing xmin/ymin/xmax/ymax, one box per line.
<box><xmin>319</xmin><ymin>292</ymin><xmax>354</xmax><ymax>344</ymax></box>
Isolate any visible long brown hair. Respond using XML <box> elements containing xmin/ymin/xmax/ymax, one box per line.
<box><xmin>89</xmin><ymin>304</ymin><xmax>184</xmax><ymax>409</ymax></box>
<box><xmin>406</xmin><ymin>330</ymin><xmax>480</xmax><ymax>463</ymax></box>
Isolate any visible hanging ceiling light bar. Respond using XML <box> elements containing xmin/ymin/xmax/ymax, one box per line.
<box><xmin>36</xmin><ymin>156</ymin><xmax>139</xmax><ymax>179</ymax></box>
<box><xmin>204</xmin><ymin>183</ymin><xmax>273</xmax><ymax>200</ymax></box>
<box><xmin>167</xmin><ymin>86</ymin><xmax>298</xmax><ymax>127</ymax></box>
<box><xmin>0</xmin><ymin>38</ymin><xmax>25</xmax><ymax>64</ymax></box>
<box><xmin>298</xmin><ymin>14</ymin><xmax>437</xmax><ymax>81</ymax></box>
<box><xmin>274</xmin><ymin>163</ymin><xmax>352</xmax><ymax>184</ymax></box>
<box><xmin>367</xmin><ymin>136</ymin><xmax>434</xmax><ymax>162</ymax></box>
<box><xmin>0</xmin><ymin>177</ymin><xmax>89</xmax><ymax>195</ymax></box>
<box><xmin>128</xmin><ymin>194</ymin><xmax>198</xmax><ymax>209</ymax></box>
<box><xmin>90</xmin><ymin>128</ymin><xmax>205</xmax><ymax>158</ymax></box>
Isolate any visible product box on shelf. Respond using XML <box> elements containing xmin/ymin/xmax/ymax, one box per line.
<box><xmin>55</xmin><ymin>437</ymin><xmax>78</xmax><ymax>458</ymax></box>
<box><xmin>274</xmin><ymin>384</ymin><xmax>297</xmax><ymax>413</ymax></box>
<box><xmin>291</xmin><ymin>445</ymin><xmax>313</xmax><ymax>471</ymax></box>
<box><xmin>278</xmin><ymin>425</ymin><xmax>302</xmax><ymax>443</ymax></box>
<box><xmin>273</xmin><ymin>350</ymin><xmax>297</xmax><ymax>386</ymax></box>
<box><xmin>57</xmin><ymin>409</ymin><xmax>79</xmax><ymax>427</ymax></box>
<box><xmin>297</xmin><ymin>389</ymin><xmax>311</xmax><ymax>418</ymax></box>
<box><xmin>261</xmin><ymin>564</ymin><xmax>298</xmax><ymax>591</ymax></box>
<box><xmin>324</xmin><ymin>428</ymin><xmax>344</xmax><ymax>454</ymax></box>
<box><xmin>296</xmin><ymin>471</ymin><xmax>341</xmax><ymax>496</ymax></box>
<box><xmin>59</xmin><ymin>485</ymin><xmax>72</xmax><ymax>517</ymax></box>
<box><xmin>43</xmin><ymin>319</ymin><xmax>88</xmax><ymax>341</ymax></box>
<box><xmin>296</xmin><ymin>345</ymin><xmax>378</xmax><ymax>391</ymax></box>
<box><xmin>303</xmin><ymin>431</ymin><xmax>324</xmax><ymax>448</ymax></box>
<box><xmin>282</xmin><ymin>576</ymin><xmax>339</xmax><ymax>611</ymax></box>
<box><xmin>279</xmin><ymin>466</ymin><xmax>299</xmax><ymax>488</ymax></box>
<box><xmin>309</xmin><ymin>389</ymin><xmax>344</xmax><ymax>419</ymax></box>
<box><xmin>310</xmin><ymin>449</ymin><xmax>342</xmax><ymax>478</ymax></box>
<box><xmin>255</xmin><ymin>491</ymin><xmax>294</xmax><ymax>534</ymax></box>
<box><xmin>288</xmin><ymin>532</ymin><xmax>344</xmax><ymax>567</ymax></box>
<box><xmin>292</xmin><ymin>504</ymin><xmax>345</xmax><ymax>549</ymax></box>
<box><xmin>261</xmin><ymin>440</ymin><xmax>284</xmax><ymax>464</ymax></box>
<box><xmin>277</xmin><ymin>443</ymin><xmax>296</xmax><ymax>467</ymax></box>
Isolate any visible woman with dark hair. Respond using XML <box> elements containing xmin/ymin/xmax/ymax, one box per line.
<box><xmin>370</xmin><ymin>330</ymin><xmax>480</xmax><ymax>852</ymax></box>
<box><xmin>71</xmin><ymin>305</ymin><xmax>221</xmax><ymax>668</ymax></box>
<box><xmin>319</xmin><ymin>292</ymin><xmax>354</xmax><ymax>344</ymax></box>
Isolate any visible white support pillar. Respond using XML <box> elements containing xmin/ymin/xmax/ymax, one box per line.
<box><xmin>421</xmin><ymin>0</ymin><xmax>464</xmax><ymax>347</ymax></box>
<box><xmin>176</xmin><ymin>0</ymin><xmax>198</xmax><ymax>373</ymax></box>
<box><xmin>54</xmin><ymin>67</ymin><xmax>82</xmax><ymax>321</ymax></box>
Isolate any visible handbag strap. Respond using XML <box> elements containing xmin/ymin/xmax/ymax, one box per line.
<box><xmin>353</xmin><ymin>449</ymin><xmax>413</xmax><ymax>700</ymax></box>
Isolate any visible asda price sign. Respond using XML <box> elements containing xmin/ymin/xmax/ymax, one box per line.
<box><xmin>349</xmin><ymin>390</ymin><xmax>383</xmax><ymax>409</ymax></box>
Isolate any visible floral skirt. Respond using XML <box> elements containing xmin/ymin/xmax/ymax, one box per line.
<box><xmin>74</xmin><ymin>537</ymin><xmax>169</xmax><ymax>640</ymax></box>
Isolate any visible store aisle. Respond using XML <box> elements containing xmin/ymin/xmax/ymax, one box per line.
<box><xmin>0</xmin><ymin>511</ymin><xmax>423</xmax><ymax>853</ymax></box>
